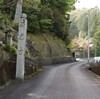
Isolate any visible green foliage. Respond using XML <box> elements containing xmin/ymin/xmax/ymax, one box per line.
<box><xmin>3</xmin><ymin>44</ymin><xmax>16</xmax><ymax>53</ymax></box>
<box><xmin>1</xmin><ymin>9</ymin><xmax>15</xmax><ymax>20</ymax></box>
<box><xmin>0</xmin><ymin>0</ymin><xmax>3</xmax><ymax>4</ymax></box>
<box><xmin>22</xmin><ymin>0</ymin><xmax>75</xmax><ymax>44</ymax></box>
<box><xmin>38</xmin><ymin>5</ymin><xmax>53</xmax><ymax>19</ymax></box>
<box><xmin>45</xmin><ymin>0</ymin><xmax>75</xmax><ymax>42</ymax></box>
<box><xmin>39</xmin><ymin>19</ymin><xmax>52</xmax><ymax>32</ymax></box>
<box><xmin>94</xmin><ymin>30</ymin><xmax>100</xmax><ymax>56</ymax></box>
<box><xmin>69</xmin><ymin>21</ymin><xmax>78</xmax><ymax>39</ymax></box>
<box><xmin>0</xmin><ymin>0</ymin><xmax>16</xmax><ymax>20</ymax></box>
<box><xmin>0</xmin><ymin>13</ymin><xmax>13</xmax><ymax>30</ymax></box>
<box><xmin>70</xmin><ymin>8</ymin><xmax>100</xmax><ymax>56</ymax></box>
<box><xmin>0</xmin><ymin>0</ymin><xmax>76</xmax><ymax>45</ymax></box>
<box><xmin>48</xmin><ymin>0</ymin><xmax>75</xmax><ymax>13</ymax></box>
<box><xmin>81</xmin><ymin>16</ymin><xmax>88</xmax><ymax>32</ymax></box>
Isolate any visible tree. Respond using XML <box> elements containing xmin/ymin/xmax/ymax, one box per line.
<box><xmin>14</xmin><ymin>0</ymin><xmax>23</xmax><ymax>23</ymax></box>
<box><xmin>46</xmin><ymin>0</ymin><xmax>75</xmax><ymax>42</ymax></box>
<box><xmin>41</xmin><ymin>0</ymin><xmax>48</xmax><ymax>5</ymax></box>
<box><xmin>69</xmin><ymin>8</ymin><xmax>100</xmax><ymax>56</ymax></box>
<box><xmin>22</xmin><ymin>0</ymin><xmax>75</xmax><ymax>44</ymax></box>
<box><xmin>0</xmin><ymin>0</ymin><xmax>76</xmax><ymax>45</ymax></box>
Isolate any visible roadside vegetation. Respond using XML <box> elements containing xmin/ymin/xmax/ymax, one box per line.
<box><xmin>69</xmin><ymin>8</ymin><xmax>100</xmax><ymax>57</ymax></box>
<box><xmin>0</xmin><ymin>0</ymin><xmax>75</xmax><ymax>57</ymax></box>
<box><xmin>0</xmin><ymin>0</ymin><xmax>76</xmax><ymax>86</ymax></box>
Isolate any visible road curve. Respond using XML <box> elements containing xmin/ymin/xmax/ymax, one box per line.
<box><xmin>0</xmin><ymin>62</ymin><xmax>100</xmax><ymax>99</ymax></box>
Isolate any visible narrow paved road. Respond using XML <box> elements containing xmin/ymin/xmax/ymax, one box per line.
<box><xmin>0</xmin><ymin>62</ymin><xmax>100</xmax><ymax>99</ymax></box>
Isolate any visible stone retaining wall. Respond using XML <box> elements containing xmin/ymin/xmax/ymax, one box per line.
<box><xmin>0</xmin><ymin>54</ymin><xmax>75</xmax><ymax>86</ymax></box>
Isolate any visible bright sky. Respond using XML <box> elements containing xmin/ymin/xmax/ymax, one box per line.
<box><xmin>75</xmin><ymin>0</ymin><xmax>100</xmax><ymax>9</ymax></box>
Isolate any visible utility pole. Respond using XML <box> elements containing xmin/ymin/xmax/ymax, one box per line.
<box><xmin>87</xmin><ymin>8</ymin><xmax>97</xmax><ymax>64</ymax></box>
<box><xmin>94</xmin><ymin>41</ymin><xmax>97</xmax><ymax>63</ymax></box>
<box><xmin>94</xmin><ymin>12</ymin><xmax>97</xmax><ymax>64</ymax></box>
<box><xmin>87</xmin><ymin>11</ymin><xmax>90</xmax><ymax>64</ymax></box>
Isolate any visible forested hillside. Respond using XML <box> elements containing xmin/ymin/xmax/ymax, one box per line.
<box><xmin>0</xmin><ymin>0</ymin><xmax>76</xmax><ymax>86</ymax></box>
<box><xmin>69</xmin><ymin>8</ymin><xmax>100</xmax><ymax>57</ymax></box>
<box><xmin>0</xmin><ymin>0</ymin><xmax>75</xmax><ymax>59</ymax></box>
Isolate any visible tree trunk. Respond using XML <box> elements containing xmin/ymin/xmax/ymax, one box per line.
<box><xmin>14</xmin><ymin>0</ymin><xmax>23</xmax><ymax>23</ymax></box>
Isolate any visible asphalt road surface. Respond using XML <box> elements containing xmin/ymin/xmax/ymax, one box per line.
<box><xmin>0</xmin><ymin>62</ymin><xmax>100</xmax><ymax>99</ymax></box>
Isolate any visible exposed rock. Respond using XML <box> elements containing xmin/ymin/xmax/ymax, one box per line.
<box><xmin>26</xmin><ymin>40</ymin><xmax>39</xmax><ymax>57</ymax></box>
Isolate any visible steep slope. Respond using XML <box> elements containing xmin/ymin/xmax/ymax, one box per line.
<box><xmin>27</xmin><ymin>33</ymin><xmax>69</xmax><ymax>60</ymax></box>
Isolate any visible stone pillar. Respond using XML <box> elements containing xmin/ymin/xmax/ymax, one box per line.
<box><xmin>16</xmin><ymin>13</ymin><xmax>27</xmax><ymax>80</ymax></box>
<box><xmin>7</xmin><ymin>33</ymin><xmax>13</xmax><ymax>45</ymax></box>
<box><xmin>4</xmin><ymin>28</ymin><xmax>13</xmax><ymax>45</ymax></box>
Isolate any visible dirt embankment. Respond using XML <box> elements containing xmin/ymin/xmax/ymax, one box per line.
<box><xmin>89</xmin><ymin>62</ymin><xmax>100</xmax><ymax>76</ymax></box>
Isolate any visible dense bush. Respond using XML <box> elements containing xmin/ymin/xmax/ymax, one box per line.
<box><xmin>3</xmin><ymin>44</ymin><xmax>16</xmax><ymax>53</ymax></box>
<box><xmin>22</xmin><ymin>0</ymin><xmax>75</xmax><ymax>43</ymax></box>
<box><xmin>0</xmin><ymin>0</ymin><xmax>75</xmax><ymax>45</ymax></box>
